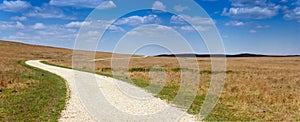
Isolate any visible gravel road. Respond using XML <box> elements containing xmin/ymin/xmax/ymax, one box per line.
<box><xmin>26</xmin><ymin>60</ymin><xmax>198</xmax><ymax>122</ymax></box>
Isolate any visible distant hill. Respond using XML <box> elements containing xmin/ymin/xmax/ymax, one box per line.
<box><xmin>155</xmin><ymin>53</ymin><xmax>300</xmax><ymax>58</ymax></box>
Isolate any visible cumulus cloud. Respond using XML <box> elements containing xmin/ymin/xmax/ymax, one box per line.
<box><xmin>11</xmin><ymin>16</ymin><xmax>27</xmax><ymax>21</ymax></box>
<box><xmin>284</xmin><ymin>7</ymin><xmax>300</xmax><ymax>22</ymax></box>
<box><xmin>25</xmin><ymin>5</ymin><xmax>75</xmax><ymax>19</ymax></box>
<box><xmin>107</xmin><ymin>25</ymin><xmax>125</xmax><ymax>32</ymax></box>
<box><xmin>173</xmin><ymin>5</ymin><xmax>189</xmax><ymax>12</ymax></box>
<box><xmin>127</xmin><ymin>25</ymin><xmax>171</xmax><ymax>37</ymax></box>
<box><xmin>65</xmin><ymin>21</ymin><xmax>92</xmax><ymax>28</ymax></box>
<box><xmin>230</xmin><ymin>0</ymin><xmax>268</xmax><ymax>7</ymax></box>
<box><xmin>1</xmin><ymin>19</ymin><xmax>124</xmax><ymax>48</ymax></box>
<box><xmin>256</xmin><ymin>25</ymin><xmax>270</xmax><ymax>28</ymax></box>
<box><xmin>50</xmin><ymin>0</ymin><xmax>116</xmax><ymax>9</ymax></box>
<box><xmin>115</xmin><ymin>15</ymin><xmax>161</xmax><ymax>26</ymax></box>
<box><xmin>225</xmin><ymin>21</ymin><xmax>245</xmax><ymax>26</ymax></box>
<box><xmin>179</xmin><ymin>25</ymin><xmax>210</xmax><ymax>31</ymax></box>
<box><xmin>222</xmin><ymin>6</ymin><xmax>280</xmax><ymax>19</ymax></box>
<box><xmin>170</xmin><ymin>14</ymin><xmax>215</xmax><ymax>32</ymax></box>
<box><xmin>0</xmin><ymin>0</ymin><xmax>31</xmax><ymax>12</ymax></box>
<box><xmin>170</xmin><ymin>15</ymin><xmax>214</xmax><ymax>32</ymax></box>
<box><xmin>2</xmin><ymin>23</ymin><xmax>79</xmax><ymax>47</ymax></box>
<box><xmin>16</xmin><ymin>21</ymin><xmax>24</xmax><ymax>28</ymax></box>
<box><xmin>170</xmin><ymin>15</ymin><xmax>215</xmax><ymax>25</ymax></box>
<box><xmin>65</xmin><ymin>20</ymin><xmax>124</xmax><ymax>32</ymax></box>
<box><xmin>97</xmin><ymin>1</ymin><xmax>116</xmax><ymax>9</ymax></box>
<box><xmin>152</xmin><ymin>1</ymin><xmax>166</xmax><ymax>11</ymax></box>
<box><xmin>33</xmin><ymin>23</ymin><xmax>46</xmax><ymax>29</ymax></box>
<box><xmin>223</xmin><ymin>0</ymin><xmax>281</xmax><ymax>19</ymax></box>
<box><xmin>0</xmin><ymin>21</ymin><xmax>24</xmax><ymax>29</ymax></box>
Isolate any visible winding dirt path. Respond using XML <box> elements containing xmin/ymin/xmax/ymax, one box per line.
<box><xmin>26</xmin><ymin>60</ymin><xmax>197</xmax><ymax>122</ymax></box>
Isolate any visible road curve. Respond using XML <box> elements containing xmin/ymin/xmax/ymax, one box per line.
<box><xmin>26</xmin><ymin>60</ymin><xmax>197</xmax><ymax>122</ymax></box>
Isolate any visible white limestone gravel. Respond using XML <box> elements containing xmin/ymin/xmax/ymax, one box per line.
<box><xmin>26</xmin><ymin>60</ymin><xmax>199</xmax><ymax>122</ymax></box>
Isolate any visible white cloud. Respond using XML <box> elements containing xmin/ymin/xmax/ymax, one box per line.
<box><xmin>222</xmin><ymin>6</ymin><xmax>280</xmax><ymax>19</ymax></box>
<box><xmin>170</xmin><ymin>15</ymin><xmax>214</xmax><ymax>32</ymax></box>
<box><xmin>152</xmin><ymin>1</ymin><xmax>166</xmax><ymax>11</ymax></box>
<box><xmin>25</xmin><ymin>5</ymin><xmax>75</xmax><ymax>19</ymax></box>
<box><xmin>173</xmin><ymin>5</ymin><xmax>189</xmax><ymax>12</ymax></box>
<box><xmin>16</xmin><ymin>21</ymin><xmax>24</xmax><ymax>29</ymax></box>
<box><xmin>50</xmin><ymin>0</ymin><xmax>116</xmax><ymax>9</ymax></box>
<box><xmin>170</xmin><ymin>15</ymin><xmax>215</xmax><ymax>25</ymax></box>
<box><xmin>127</xmin><ymin>25</ymin><xmax>171</xmax><ymax>37</ymax></box>
<box><xmin>0</xmin><ymin>0</ymin><xmax>31</xmax><ymax>12</ymax></box>
<box><xmin>284</xmin><ymin>7</ymin><xmax>300</xmax><ymax>22</ymax></box>
<box><xmin>97</xmin><ymin>1</ymin><xmax>116</xmax><ymax>9</ymax></box>
<box><xmin>65</xmin><ymin>20</ymin><xmax>124</xmax><ymax>33</ymax></box>
<box><xmin>180</xmin><ymin>26</ymin><xmax>194</xmax><ymax>31</ymax></box>
<box><xmin>115</xmin><ymin>15</ymin><xmax>161</xmax><ymax>26</ymax></box>
<box><xmin>33</xmin><ymin>23</ymin><xmax>46</xmax><ymax>29</ymax></box>
<box><xmin>65</xmin><ymin>21</ymin><xmax>91</xmax><ymax>28</ymax></box>
<box><xmin>225</xmin><ymin>21</ymin><xmax>245</xmax><ymax>26</ymax></box>
<box><xmin>11</xmin><ymin>16</ymin><xmax>27</xmax><ymax>21</ymax></box>
<box><xmin>256</xmin><ymin>25</ymin><xmax>270</xmax><ymax>28</ymax></box>
<box><xmin>3</xmin><ymin>23</ymin><xmax>78</xmax><ymax>47</ymax></box>
<box><xmin>170</xmin><ymin>15</ymin><xmax>185</xmax><ymax>24</ymax></box>
<box><xmin>179</xmin><ymin>25</ymin><xmax>210</xmax><ymax>31</ymax></box>
<box><xmin>0</xmin><ymin>21</ymin><xmax>25</xmax><ymax>29</ymax></box>
<box><xmin>230</xmin><ymin>0</ymin><xmax>268</xmax><ymax>7</ymax></box>
<box><xmin>107</xmin><ymin>25</ymin><xmax>124</xmax><ymax>32</ymax></box>
<box><xmin>1</xmin><ymin>21</ymin><xmax>15</xmax><ymax>29</ymax></box>
<box><xmin>249</xmin><ymin>29</ymin><xmax>257</xmax><ymax>33</ymax></box>
<box><xmin>223</xmin><ymin>0</ymin><xmax>281</xmax><ymax>19</ymax></box>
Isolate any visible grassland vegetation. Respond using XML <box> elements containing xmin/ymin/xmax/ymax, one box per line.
<box><xmin>1</xmin><ymin>40</ymin><xmax>299</xmax><ymax>121</ymax></box>
<box><xmin>49</xmin><ymin>56</ymin><xmax>300</xmax><ymax>121</ymax></box>
<box><xmin>0</xmin><ymin>41</ymin><xmax>70</xmax><ymax>121</ymax></box>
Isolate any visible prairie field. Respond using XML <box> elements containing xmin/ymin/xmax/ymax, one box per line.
<box><xmin>50</xmin><ymin>52</ymin><xmax>300</xmax><ymax>121</ymax></box>
<box><xmin>0</xmin><ymin>40</ymin><xmax>72</xmax><ymax>121</ymax></box>
<box><xmin>0</xmin><ymin>40</ymin><xmax>299</xmax><ymax>121</ymax></box>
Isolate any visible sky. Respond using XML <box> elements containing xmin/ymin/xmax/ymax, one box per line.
<box><xmin>0</xmin><ymin>0</ymin><xmax>299</xmax><ymax>55</ymax></box>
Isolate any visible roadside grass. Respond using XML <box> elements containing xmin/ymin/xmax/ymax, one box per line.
<box><xmin>0</xmin><ymin>60</ymin><xmax>67</xmax><ymax>121</ymax></box>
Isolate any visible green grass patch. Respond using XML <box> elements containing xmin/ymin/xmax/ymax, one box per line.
<box><xmin>100</xmin><ymin>67</ymin><xmax>113</xmax><ymax>72</ymax></box>
<box><xmin>129</xmin><ymin>68</ymin><xmax>150</xmax><ymax>72</ymax></box>
<box><xmin>200</xmin><ymin>70</ymin><xmax>234</xmax><ymax>74</ymax></box>
<box><xmin>205</xmin><ymin>102</ymin><xmax>253</xmax><ymax>121</ymax></box>
<box><xmin>171</xmin><ymin>68</ymin><xmax>194</xmax><ymax>72</ymax></box>
<box><xmin>0</xmin><ymin>60</ymin><xmax>67</xmax><ymax>121</ymax></box>
<box><xmin>128</xmin><ymin>67</ymin><xmax>164</xmax><ymax>72</ymax></box>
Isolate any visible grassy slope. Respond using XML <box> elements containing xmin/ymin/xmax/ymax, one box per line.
<box><xmin>0</xmin><ymin>60</ymin><xmax>67</xmax><ymax>121</ymax></box>
<box><xmin>0</xmin><ymin>40</ymin><xmax>115</xmax><ymax>121</ymax></box>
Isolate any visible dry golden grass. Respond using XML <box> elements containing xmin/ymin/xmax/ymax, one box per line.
<box><xmin>49</xmin><ymin>51</ymin><xmax>300</xmax><ymax>120</ymax></box>
<box><xmin>0</xmin><ymin>40</ymin><xmax>71</xmax><ymax>90</ymax></box>
<box><xmin>3</xmin><ymin>40</ymin><xmax>298</xmax><ymax>121</ymax></box>
<box><xmin>62</xmin><ymin>57</ymin><xmax>300</xmax><ymax>120</ymax></box>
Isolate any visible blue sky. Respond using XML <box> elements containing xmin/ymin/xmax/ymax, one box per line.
<box><xmin>0</xmin><ymin>0</ymin><xmax>299</xmax><ymax>55</ymax></box>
